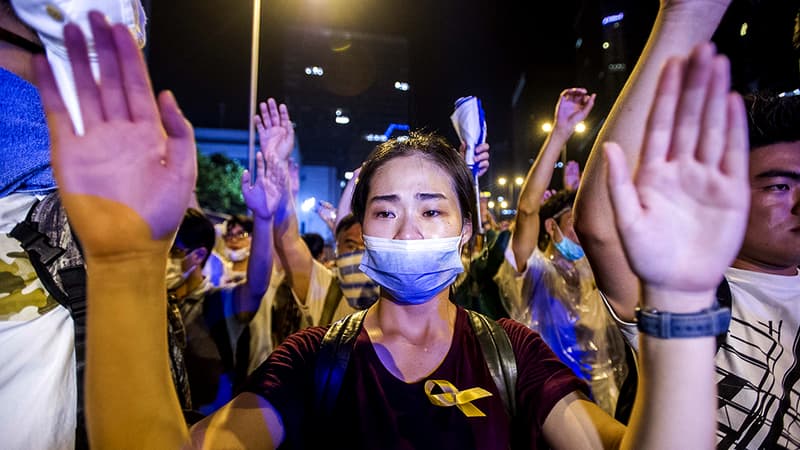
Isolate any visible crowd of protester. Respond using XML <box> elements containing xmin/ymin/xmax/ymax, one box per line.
<box><xmin>1</xmin><ymin>0</ymin><xmax>799</xmax><ymax>448</ymax></box>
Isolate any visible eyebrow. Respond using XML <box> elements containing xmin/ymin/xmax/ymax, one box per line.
<box><xmin>755</xmin><ymin>170</ymin><xmax>800</xmax><ymax>180</ymax></box>
<box><xmin>368</xmin><ymin>192</ymin><xmax>448</xmax><ymax>203</ymax></box>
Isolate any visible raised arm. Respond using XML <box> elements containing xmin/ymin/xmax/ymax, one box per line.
<box><xmin>37</xmin><ymin>13</ymin><xmax>194</xmax><ymax>448</ymax></box>
<box><xmin>573</xmin><ymin>0</ymin><xmax>733</xmax><ymax>320</ymax></box>
<box><xmin>40</xmin><ymin>13</ymin><xmax>284</xmax><ymax>449</ymax></box>
<box><xmin>512</xmin><ymin>88</ymin><xmax>594</xmax><ymax>270</ymax></box>
<box><xmin>542</xmin><ymin>43</ymin><xmax>749</xmax><ymax>450</ymax></box>
<box><xmin>255</xmin><ymin>99</ymin><xmax>314</xmax><ymax>302</ymax></box>
<box><xmin>234</xmin><ymin>149</ymin><xmax>286</xmax><ymax>320</ymax></box>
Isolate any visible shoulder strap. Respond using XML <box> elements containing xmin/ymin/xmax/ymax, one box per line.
<box><xmin>8</xmin><ymin>192</ymin><xmax>89</xmax><ymax>449</ymax></box>
<box><xmin>465</xmin><ymin>309</ymin><xmax>517</xmax><ymax>417</ymax></box>
<box><xmin>318</xmin><ymin>275</ymin><xmax>342</xmax><ymax>326</ymax></box>
<box><xmin>314</xmin><ymin>309</ymin><xmax>368</xmax><ymax>416</ymax></box>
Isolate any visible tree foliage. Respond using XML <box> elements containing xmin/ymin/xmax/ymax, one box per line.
<box><xmin>196</xmin><ymin>152</ymin><xmax>247</xmax><ymax>215</ymax></box>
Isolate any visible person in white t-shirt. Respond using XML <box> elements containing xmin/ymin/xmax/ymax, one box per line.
<box><xmin>573</xmin><ymin>0</ymin><xmax>800</xmax><ymax>446</ymax></box>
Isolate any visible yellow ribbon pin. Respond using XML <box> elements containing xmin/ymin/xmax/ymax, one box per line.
<box><xmin>424</xmin><ymin>379</ymin><xmax>492</xmax><ymax>418</ymax></box>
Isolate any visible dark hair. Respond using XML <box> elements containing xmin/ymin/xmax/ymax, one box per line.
<box><xmin>538</xmin><ymin>189</ymin><xmax>576</xmax><ymax>251</ymax></box>
<box><xmin>301</xmin><ymin>233</ymin><xmax>325</xmax><ymax>260</ymax></box>
<box><xmin>226</xmin><ymin>214</ymin><xmax>253</xmax><ymax>235</ymax></box>
<box><xmin>176</xmin><ymin>209</ymin><xmax>216</xmax><ymax>266</ymax></box>
<box><xmin>335</xmin><ymin>213</ymin><xmax>360</xmax><ymax>238</ymax></box>
<box><xmin>744</xmin><ymin>92</ymin><xmax>800</xmax><ymax>149</ymax></box>
<box><xmin>351</xmin><ymin>131</ymin><xmax>477</xmax><ymax>237</ymax></box>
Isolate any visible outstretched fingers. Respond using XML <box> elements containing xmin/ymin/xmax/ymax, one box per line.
<box><xmin>669</xmin><ymin>43</ymin><xmax>715</xmax><ymax>161</ymax></box>
<box><xmin>64</xmin><ymin>23</ymin><xmax>103</xmax><ymax>129</ymax></box>
<box><xmin>641</xmin><ymin>58</ymin><xmax>683</xmax><ymax>167</ymax></box>
<box><xmin>721</xmin><ymin>93</ymin><xmax>749</xmax><ymax>180</ymax></box>
<box><xmin>111</xmin><ymin>22</ymin><xmax>158</xmax><ymax>122</ymax></box>
<box><xmin>696</xmin><ymin>56</ymin><xmax>731</xmax><ymax>167</ymax></box>
<box><xmin>89</xmin><ymin>11</ymin><xmax>128</xmax><ymax>121</ymax></box>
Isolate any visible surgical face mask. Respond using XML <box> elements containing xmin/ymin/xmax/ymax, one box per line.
<box><xmin>359</xmin><ymin>235</ymin><xmax>464</xmax><ymax>305</ymax></box>
<box><xmin>166</xmin><ymin>257</ymin><xmax>194</xmax><ymax>290</ymax></box>
<box><xmin>552</xmin><ymin>224</ymin><xmax>585</xmax><ymax>262</ymax></box>
<box><xmin>225</xmin><ymin>246</ymin><xmax>250</xmax><ymax>263</ymax></box>
<box><xmin>335</xmin><ymin>250</ymin><xmax>380</xmax><ymax>309</ymax></box>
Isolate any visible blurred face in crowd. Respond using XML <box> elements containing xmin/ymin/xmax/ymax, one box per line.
<box><xmin>224</xmin><ymin>223</ymin><xmax>250</xmax><ymax>251</ymax></box>
<box><xmin>336</xmin><ymin>222</ymin><xmax>364</xmax><ymax>255</ymax></box>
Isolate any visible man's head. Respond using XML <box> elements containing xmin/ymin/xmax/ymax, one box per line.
<box><xmin>538</xmin><ymin>189</ymin><xmax>579</xmax><ymax>252</ymax></box>
<box><xmin>335</xmin><ymin>213</ymin><xmax>364</xmax><ymax>255</ymax></box>
<box><xmin>168</xmin><ymin>209</ymin><xmax>215</xmax><ymax>290</ymax></box>
<box><xmin>302</xmin><ymin>232</ymin><xmax>325</xmax><ymax>261</ymax></box>
<box><xmin>736</xmin><ymin>92</ymin><xmax>800</xmax><ymax>274</ymax></box>
<box><xmin>223</xmin><ymin>214</ymin><xmax>253</xmax><ymax>251</ymax></box>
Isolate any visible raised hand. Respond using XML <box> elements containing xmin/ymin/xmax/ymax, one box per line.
<box><xmin>316</xmin><ymin>200</ymin><xmax>337</xmax><ymax>231</ymax></box>
<box><xmin>553</xmin><ymin>88</ymin><xmax>595</xmax><ymax>133</ymax></box>
<box><xmin>35</xmin><ymin>12</ymin><xmax>197</xmax><ymax>257</ymax></box>
<box><xmin>564</xmin><ymin>160</ymin><xmax>581</xmax><ymax>191</ymax></box>
<box><xmin>242</xmin><ymin>150</ymin><xmax>287</xmax><ymax>220</ymax></box>
<box><xmin>604</xmin><ymin>43</ymin><xmax>749</xmax><ymax>302</ymax></box>
<box><xmin>254</xmin><ymin>98</ymin><xmax>295</xmax><ymax>161</ymax></box>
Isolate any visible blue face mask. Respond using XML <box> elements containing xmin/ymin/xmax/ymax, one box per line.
<box><xmin>359</xmin><ymin>235</ymin><xmax>464</xmax><ymax>305</ymax></box>
<box><xmin>552</xmin><ymin>226</ymin><xmax>585</xmax><ymax>262</ymax></box>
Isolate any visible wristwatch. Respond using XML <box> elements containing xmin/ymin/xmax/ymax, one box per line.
<box><xmin>635</xmin><ymin>307</ymin><xmax>731</xmax><ymax>339</ymax></box>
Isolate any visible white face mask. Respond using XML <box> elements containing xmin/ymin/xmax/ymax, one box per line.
<box><xmin>359</xmin><ymin>235</ymin><xmax>464</xmax><ymax>305</ymax></box>
<box><xmin>166</xmin><ymin>257</ymin><xmax>194</xmax><ymax>290</ymax></box>
<box><xmin>225</xmin><ymin>246</ymin><xmax>250</xmax><ymax>263</ymax></box>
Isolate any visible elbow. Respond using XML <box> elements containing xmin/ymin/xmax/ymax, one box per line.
<box><xmin>572</xmin><ymin>201</ymin><xmax>614</xmax><ymax>248</ymax></box>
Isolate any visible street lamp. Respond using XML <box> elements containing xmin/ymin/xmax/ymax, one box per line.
<box><xmin>575</xmin><ymin>121</ymin><xmax>586</xmax><ymax>133</ymax></box>
<box><xmin>498</xmin><ymin>177</ymin><xmax>507</xmax><ymax>186</ymax></box>
<box><xmin>514</xmin><ymin>176</ymin><xmax>524</xmax><ymax>186</ymax></box>
<box><xmin>541</xmin><ymin>122</ymin><xmax>553</xmax><ymax>133</ymax></box>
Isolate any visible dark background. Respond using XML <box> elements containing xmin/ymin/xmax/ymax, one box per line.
<box><xmin>142</xmin><ymin>0</ymin><xmax>800</xmax><ymax>180</ymax></box>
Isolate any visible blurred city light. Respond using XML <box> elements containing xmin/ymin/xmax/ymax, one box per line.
<box><xmin>344</xmin><ymin>171</ymin><xmax>354</xmax><ymax>180</ymax></box>
<box><xmin>497</xmin><ymin>196</ymin><xmax>505</xmax><ymax>202</ymax></box>
<box><xmin>740</xmin><ymin>23</ymin><xmax>748</xmax><ymax>37</ymax></box>
<box><xmin>487</xmin><ymin>201</ymin><xmax>495</xmax><ymax>209</ymax></box>
<box><xmin>498</xmin><ymin>177</ymin><xmax>507</xmax><ymax>186</ymax></box>
<box><xmin>335</xmin><ymin>116</ymin><xmax>350</xmax><ymax>124</ymax></box>
<box><xmin>301</xmin><ymin>197</ymin><xmax>316</xmax><ymax>212</ymax></box>
<box><xmin>602</xmin><ymin>41</ymin><xmax>610</xmax><ymax>50</ymax></box>
<box><xmin>541</xmin><ymin>122</ymin><xmax>552</xmax><ymax>133</ymax></box>
<box><xmin>575</xmin><ymin>122</ymin><xmax>586</xmax><ymax>133</ymax></box>
<box><xmin>394</xmin><ymin>81</ymin><xmax>410</xmax><ymax>91</ymax></box>
<box><xmin>365</xmin><ymin>133</ymin><xmax>388</xmax><ymax>142</ymax></box>
<box><xmin>515</xmin><ymin>176</ymin><xmax>524</xmax><ymax>186</ymax></box>
<box><xmin>304</xmin><ymin>66</ymin><xmax>324</xmax><ymax>76</ymax></box>
<box><xmin>500</xmin><ymin>201</ymin><xmax>508</xmax><ymax>208</ymax></box>
<box><xmin>601</xmin><ymin>12</ymin><xmax>624</xmax><ymax>26</ymax></box>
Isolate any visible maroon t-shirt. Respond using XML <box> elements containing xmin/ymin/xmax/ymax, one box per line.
<box><xmin>245</xmin><ymin>307</ymin><xmax>587</xmax><ymax>449</ymax></box>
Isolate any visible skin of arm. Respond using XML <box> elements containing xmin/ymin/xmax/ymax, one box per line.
<box><xmin>255</xmin><ymin>99</ymin><xmax>315</xmax><ymax>304</ymax></box>
<box><xmin>39</xmin><ymin>14</ymin><xmax>289</xmax><ymax>448</ymax></box>
<box><xmin>335</xmin><ymin>165</ymin><xmax>361</xmax><ymax>228</ymax></box>
<box><xmin>540</xmin><ymin>38</ymin><xmax>749</xmax><ymax>449</ymax></box>
<box><xmin>512</xmin><ymin>88</ymin><xmax>595</xmax><ymax>271</ymax></box>
<box><xmin>233</xmin><ymin>149</ymin><xmax>285</xmax><ymax>321</ymax></box>
<box><xmin>573</xmin><ymin>0</ymin><xmax>733</xmax><ymax>320</ymax></box>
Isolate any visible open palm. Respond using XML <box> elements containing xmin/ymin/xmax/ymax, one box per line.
<box><xmin>38</xmin><ymin>13</ymin><xmax>196</xmax><ymax>257</ymax></box>
<box><xmin>605</xmin><ymin>44</ymin><xmax>749</xmax><ymax>293</ymax></box>
<box><xmin>255</xmin><ymin>98</ymin><xmax>295</xmax><ymax>161</ymax></box>
<box><xmin>242</xmin><ymin>150</ymin><xmax>286</xmax><ymax>220</ymax></box>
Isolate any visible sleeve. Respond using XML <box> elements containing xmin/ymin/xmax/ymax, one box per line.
<box><xmin>242</xmin><ymin>326</ymin><xmax>328</xmax><ymax>435</ymax></box>
<box><xmin>294</xmin><ymin>259</ymin><xmax>335</xmax><ymax>326</ymax></box>
<box><xmin>599</xmin><ymin>290</ymin><xmax>639</xmax><ymax>353</ymax></box>
<box><xmin>499</xmin><ymin>318</ymin><xmax>589</xmax><ymax>441</ymax></box>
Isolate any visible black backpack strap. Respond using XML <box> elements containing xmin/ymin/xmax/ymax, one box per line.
<box><xmin>715</xmin><ymin>276</ymin><xmax>732</xmax><ymax>352</ymax></box>
<box><xmin>318</xmin><ymin>276</ymin><xmax>342</xmax><ymax>326</ymax></box>
<box><xmin>9</xmin><ymin>193</ymin><xmax>90</xmax><ymax>449</ymax></box>
<box><xmin>466</xmin><ymin>309</ymin><xmax>517</xmax><ymax>417</ymax></box>
<box><xmin>314</xmin><ymin>309</ymin><xmax>368</xmax><ymax>416</ymax></box>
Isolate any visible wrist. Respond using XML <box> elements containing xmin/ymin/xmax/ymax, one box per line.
<box><xmin>642</xmin><ymin>286</ymin><xmax>715</xmax><ymax>313</ymax></box>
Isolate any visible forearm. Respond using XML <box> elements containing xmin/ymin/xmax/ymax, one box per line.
<box><xmin>85</xmin><ymin>253</ymin><xmax>189</xmax><ymax>449</ymax></box>
<box><xmin>237</xmin><ymin>216</ymin><xmax>273</xmax><ymax>319</ymax></box>
<box><xmin>335</xmin><ymin>178</ymin><xmax>357</xmax><ymax>227</ymax></box>
<box><xmin>620</xmin><ymin>288</ymin><xmax>717</xmax><ymax>450</ymax></box>
<box><xmin>576</xmin><ymin>3</ymin><xmax>729</xmax><ymax>239</ymax></box>
<box><xmin>273</xmin><ymin>195</ymin><xmax>312</xmax><ymax>302</ymax></box>
<box><xmin>512</xmin><ymin>127</ymin><xmax>571</xmax><ymax>267</ymax></box>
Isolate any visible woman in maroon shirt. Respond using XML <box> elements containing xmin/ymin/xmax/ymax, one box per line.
<box><xmin>50</xmin><ymin>6</ymin><xmax>749</xmax><ymax>449</ymax></box>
